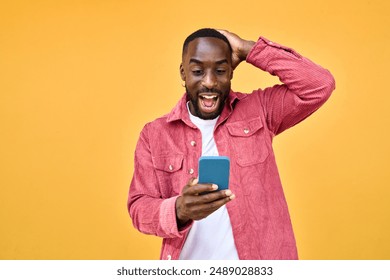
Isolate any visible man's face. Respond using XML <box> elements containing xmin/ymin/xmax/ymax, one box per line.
<box><xmin>180</xmin><ymin>37</ymin><xmax>233</xmax><ymax>120</ymax></box>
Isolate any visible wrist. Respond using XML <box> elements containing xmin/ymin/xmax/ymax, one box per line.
<box><xmin>177</xmin><ymin>217</ymin><xmax>190</xmax><ymax>229</ymax></box>
<box><xmin>175</xmin><ymin>197</ymin><xmax>190</xmax><ymax>228</ymax></box>
<box><xmin>240</xmin><ymin>40</ymin><xmax>256</xmax><ymax>60</ymax></box>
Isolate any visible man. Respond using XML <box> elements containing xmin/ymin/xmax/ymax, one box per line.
<box><xmin>127</xmin><ymin>28</ymin><xmax>335</xmax><ymax>260</ymax></box>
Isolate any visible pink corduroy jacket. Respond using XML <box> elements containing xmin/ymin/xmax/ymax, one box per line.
<box><xmin>127</xmin><ymin>36</ymin><xmax>335</xmax><ymax>260</ymax></box>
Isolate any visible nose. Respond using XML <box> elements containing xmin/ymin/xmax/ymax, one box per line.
<box><xmin>201</xmin><ymin>71</ymin><xmax>217</xmax><ymax>89</ymax></box>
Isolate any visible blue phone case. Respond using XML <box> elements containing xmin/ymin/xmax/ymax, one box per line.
<box><xmin>198</xmin><ymin>156</ymin><xmax>230</xmax><ymax>190</ymax></box>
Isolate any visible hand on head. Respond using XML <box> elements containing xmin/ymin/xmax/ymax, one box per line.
<box><xmin>216</xmin><ymin>29</ymin><xmax>256</xmax><ymax>69</ymax></box>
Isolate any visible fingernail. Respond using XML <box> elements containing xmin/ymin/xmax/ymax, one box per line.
<box><xmin>229</xmin><ymin>194</ymin><xmax>236</xmax><ymax>200</ymax></box>
<box><xmin>225</xmin><ymin>190</ymin><xmax>232</xmax><ymax>196</ymax></box>
<box><xmin>212</xmin><ymin>184</ymin><xmax>218</xmax><ymax>190</ymax></box>
<box><xmin>193</xmin><ymin>178</ymin><xmax>199</xmax><ymax>185</ymax></box>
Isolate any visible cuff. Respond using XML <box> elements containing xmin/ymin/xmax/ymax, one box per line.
<box><xmin>159</xmin><ymin>195</ymin><xmax>193</xmax><ymax>238</ymax></box>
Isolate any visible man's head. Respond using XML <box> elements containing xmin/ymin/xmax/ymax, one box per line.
<box><xmin>180</xmin><ymin>28</ymin><xmax>233</xmax><ymax>120</ymax></box>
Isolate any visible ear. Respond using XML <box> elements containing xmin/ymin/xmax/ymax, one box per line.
<box><xmin>180</xmin><ymin>63</ymin><xmax>186</xmax><ymax>81</ymax></box>
<box><xmin>230</xmin><ymin>68</ymin><xmax>234</xmax><ymax>80</ymax></box>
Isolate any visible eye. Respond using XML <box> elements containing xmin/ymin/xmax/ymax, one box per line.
<box><xmin>192</xmin><ymin>69</ymin><xmax>203</xmax><ymax>76</ymax></box>
<box><xmin>216</xmin><ymin>69</ymin><xmax>227</xmax><ymax>75</ymax></box>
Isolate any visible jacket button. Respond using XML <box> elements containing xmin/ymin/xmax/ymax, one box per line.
<box><xmin>167</xmin><ymin>254</ymin><xmax>172</xmax><ymax>260</ymax></box>
<box><xmin>189</xmin><ymin>168</ymin><xmax>194</xmax><ymax>175</ymax></box>
<box><xmin>244</xmin><ymin>128</ymin><xmax>249</xmax><ymax>134</ymax></box>
<box><xmin>190</xmin><ymin>140</ymin><xmax>196</xmax><ymax>147</ymax></box>
<box><xmin>168</xmin><ymin>165</ymin><xmax>173</xmax><ymax>171</ymax></box>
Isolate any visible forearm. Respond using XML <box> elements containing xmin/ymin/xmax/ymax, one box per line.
<box><xmin>235</xmin><ymin>40</ymin><xmax>256</xmax><ymax>67</ymax></box>
<box><xmin>127</xmin><ymin>126</ymin><xmax>190</xmax><ymax>238</ymax></box>
<box><xmin>246</xmin><ymin>36</ymin><xmax>335</xmax><ymax>101</ymax></box>
<box><xmin>246</xmin><ymin>36</ymin><xmax>335</xmax><ymax>134</ymax></box>
<box><xmin>128</xmin><ymin>192</ymin><xmax>188</xmax><ymax>238</ymax></box>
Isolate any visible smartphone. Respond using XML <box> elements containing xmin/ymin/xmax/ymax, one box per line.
<box><xmin>198</xmin><ymin>156</ymin><xmax>230</xmax><ymax>191</ymax></box>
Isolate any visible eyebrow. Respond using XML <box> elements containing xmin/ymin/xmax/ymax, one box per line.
<box><xmin>189</xmin><ymin>58</ymin><xmax>228</xmax><ymax>65</ymax></box>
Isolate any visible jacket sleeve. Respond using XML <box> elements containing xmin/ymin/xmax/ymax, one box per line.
<box><xmin>127</xmin><ymin>123</ymin><xmax>191</xmax><ymax>238</ymax></box>
<box><xmin>246</xmin><ymin>36</ymin><xmax>336</xmax><ymax>135</ymax></box>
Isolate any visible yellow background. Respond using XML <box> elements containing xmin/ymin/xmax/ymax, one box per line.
<box><xmin>1</xmin><ymin>0</ymin><xmax>389</xmax><ymax>259</ymax></box>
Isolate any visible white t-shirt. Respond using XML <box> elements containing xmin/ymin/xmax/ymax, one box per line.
<box><xmin>178</xmin><ymin>103</ymin><xmax>239</xmax><ymax>260</ymax></box>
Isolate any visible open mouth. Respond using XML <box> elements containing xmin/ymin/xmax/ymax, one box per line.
<box><xmin>198</xmin><ymin>94</ymin><xmax>219</xmax><ymax>114</ymax></box>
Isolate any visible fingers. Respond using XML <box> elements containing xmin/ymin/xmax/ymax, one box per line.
<box><xmin>185</xmin><ymin>178</ymin><xmax>217</xmax><ymax>195</ymax></box>
<box><xmin>200</xmin><ymin>189</ymin><xmax>235</xmax><ymax>202</ymax></box>
<box><xmin>216</xmin><ymin>29</ymin><xmax>236</xmax><ymax>43</ymax></box>
<box><xmin>189</xmin><ymin>197</ymin><xmax>232</xmax><ymax>220</ymax></box>
<box><xmin>184</xmin><ymin>183</ymin><xmax>236</xmax><ymax>212</ymax></box>
<box><xmin>189</xmin><ymin>177</ymin><xmax>198</xmax><ymax>185</ymax></box>
<box><xmin>177</xmin><ymin>178</ymin><xmax>236</xmax><ymax>222</ymax></box>
<box><xmin>216</xmin><ymin>29</ymin><xmax>235</xmax><ymax>37</ymax></box>
<box><xmin>216</xmin><ymin>29</ymin><xmax>240</xmax><ymax>41</ymax></box>
<box><xmin>216</xmin><ymin>29</ymin><xmax>227</xmax><ymax>35</ymax></box>
<box><xmin>224</xmin><ymin>189</ymin><xmax>236</xmax><ymax>200</ymax></box>
<box><xmin>182</xmin><ymin>192</ymin><xmax>233</xmax><ymax>221</ymax></box>
<box><xmin>184</xmin><ymin>177</ymin><xmax>235</xmax><ymax>200</ymax></box>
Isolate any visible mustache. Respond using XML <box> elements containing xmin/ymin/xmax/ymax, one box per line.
<box><xmin>197</xmin><ymin>87</ymin><xmax>223</xmax><ymax>95</ymax></box>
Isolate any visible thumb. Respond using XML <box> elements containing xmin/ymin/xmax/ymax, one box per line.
<box><xmin>189</xmin><ymin>177</ymin><xmax>199</xmax><ymax>186</ymax></box>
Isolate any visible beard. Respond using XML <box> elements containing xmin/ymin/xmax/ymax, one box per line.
<box><xmin>186</xmin><ymin>86</ymin><xmax>229</xmax><ymax>120</ymax></box>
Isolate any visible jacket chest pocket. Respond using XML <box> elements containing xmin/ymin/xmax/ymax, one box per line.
<box><xmin>152</xmin><ymin>154</ymin><xmax>184</xmax><ymax>197</ymax></box>
<box><xmin>226</xmin><ymin>117</ymin><xmax>269</xmax><ymax>166</ymax></box>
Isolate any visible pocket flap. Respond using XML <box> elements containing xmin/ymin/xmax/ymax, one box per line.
<box><xmin>226</xmin><ymin>117</ymin><xmax>264</xmax><ymax>137</ymax></box>
<box><xmin>152</xmin><ymin>154</ymin><xmax>184</xmax><ymax>172</ymax></box>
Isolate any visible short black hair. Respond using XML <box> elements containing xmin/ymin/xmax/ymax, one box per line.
<box><xmin>182</xmin><ymin>28</ymin><xmax>232</xmax><ymax>55</ymax></box>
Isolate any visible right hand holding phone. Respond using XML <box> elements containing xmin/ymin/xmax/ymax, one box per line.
<box><xmin>175</xmin><ymin>177</ymin><xmax>235</xmax><ymax>228</ymax></box>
